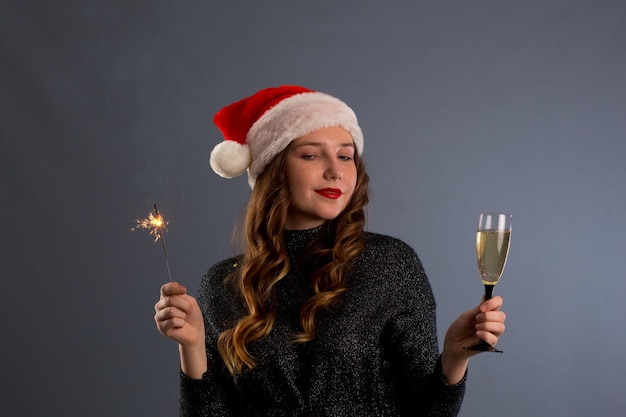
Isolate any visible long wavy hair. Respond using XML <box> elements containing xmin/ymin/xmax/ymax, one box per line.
<box><xmin>217</xmin><ymin>141</ymin><xmax>370</xmax><ymax>374</ymax></box>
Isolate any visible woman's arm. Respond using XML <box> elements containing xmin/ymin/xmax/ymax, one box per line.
<box><xmin>154</xmin><ymin>281</ymin><xmax>208</xmax><ymax>378</ymax></box>
<box><xmin>441</xmin><ymin>296</ymin><xmax>506</xmax><ymax>384</ymax></box>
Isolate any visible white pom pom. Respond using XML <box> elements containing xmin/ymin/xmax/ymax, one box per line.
<box><xmin>209</xmin><ymin>141</ymin><xmax>251</xmax><ymax>179</ymax></box>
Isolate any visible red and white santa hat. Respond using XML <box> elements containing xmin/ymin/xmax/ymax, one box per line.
<box><xmin>210</xmin><ymin>85</ymin><xmax>364</xmax><ymax>188</ymax></box>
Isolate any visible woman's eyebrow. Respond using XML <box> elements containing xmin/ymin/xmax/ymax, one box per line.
<box><xmin>292</xmin><ymin>141</ymin><xmax>355</xmax><ymax>149</ymax></box>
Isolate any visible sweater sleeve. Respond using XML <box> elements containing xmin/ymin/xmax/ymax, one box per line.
<box><xmin>179</xmin><ymin>369</ymin><xmax>232</xmax><ymax>417</ymax></box>
<box><xmin>380</xmin><ymin>238</ymin><xmax>465</xmax><ymax>416</ymax></box>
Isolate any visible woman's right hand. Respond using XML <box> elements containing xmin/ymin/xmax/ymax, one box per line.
<box><xmin>154</xmin><ymin>282</ymin><xmax>208</xmax><ymax>378</ymax></box>
<box><xmin>154</xmin><ymin>281</ymin><xmax>205</xmax><ymax>348</ymax></box>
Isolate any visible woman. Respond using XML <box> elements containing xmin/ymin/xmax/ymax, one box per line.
<box><xmin>154</xmin><ymin>85</ymin><xmax>506</xmax><ymax>416</ymax></box>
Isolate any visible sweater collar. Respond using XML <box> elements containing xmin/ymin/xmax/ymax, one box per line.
<box><xmin>283</xmin><ymin>225</ymin><xmax>323</xmax><ymax>261</ymax></box>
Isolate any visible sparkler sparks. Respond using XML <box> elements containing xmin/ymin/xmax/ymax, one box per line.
<box><xmin>132</xmin><ymin>204</ymin><xmax>173</xmax><ymax>282</ymax></box>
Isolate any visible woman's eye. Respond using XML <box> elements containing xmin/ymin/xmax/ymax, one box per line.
<box><xmin>302</xmin><ymin>154</ymin><xmax>317</xmax><ymax>160</ymax></box>
<box><xmin>339</xmin><ymin>155</ymin><xmax>353</xmax><ymax>161</ymax></box>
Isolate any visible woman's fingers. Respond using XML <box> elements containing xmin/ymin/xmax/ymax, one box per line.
<box><xmin>155</xmin><ymin>293</ymin><xmax>193</xmax><ymax>314</ymax></box>
<box><xmin>476</xmin><ymin>327</ymin><xmax>505</xmax><ymax>346</ymax></box>
<box><xmin>155</xmin><ymin>283</ymin><xmax>193</xmax><ymax>335</ymax></box>
<box><xmin>475</xmin><ymin>311</ymin><xmax>506</xmax><ymax>345</ymax></box>
<box><xmin>155</xmin><ymin>304</ymin><xmax>187</xmax><ymax>322</ymax></box>
<box><xmin>476</xmin><ymin>320</ymin><xmax>506</xmax><ymax>335</ymax></box>
<box><xmin>479</xmin><ymin>295</ymin><xmax>503</xmax><ymax>312</ymax></box>
<box><xmin>160</xmin><ymin>281</ymin><xmax>187</xmax><ymax>298</ymax></box>
<box><xmin>156</xmin><ymin>314</ymin><xmax>188</xmax><ymax>333</ymax></box>
<box><xmin>154</xmin><ymin>282</ymin><xmax>205</xmax><ymax>347</ymax></box>
<box><xmin>476</xmin><ymin>309</ymin><xmax>506</xmax><ymax>324</ymax></box>
<box><xmin>474</xmin><ymin>296</ymin><xmax>506</xmax><ymax>346</ymax></box>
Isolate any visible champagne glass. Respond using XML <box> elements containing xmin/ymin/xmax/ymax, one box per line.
<box><xmin>464</xmin><ymin>212</ymin><xmax>512</xmax><ymax>353</ymax></box>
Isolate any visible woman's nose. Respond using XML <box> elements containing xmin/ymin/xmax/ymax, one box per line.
<box><xmin>324</xmin><ymin>166</ymin><xmax>343</xmax><ymax>180</ymax></box>
<box><xmin>323</xmin><ymin>157</ymin><xmax>344</xmax><ymax>180</ymax></box>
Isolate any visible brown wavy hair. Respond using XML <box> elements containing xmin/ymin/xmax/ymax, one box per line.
<box><xmin>217</xmin><ymin>142</ymin><xmax>370</xmax><ymax>374</ymax></box>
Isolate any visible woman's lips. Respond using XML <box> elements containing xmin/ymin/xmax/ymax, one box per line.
<box><xmin>315</xmin><ymin>188</ymin><xmax>342</xmax><ymax>199</ymax></box>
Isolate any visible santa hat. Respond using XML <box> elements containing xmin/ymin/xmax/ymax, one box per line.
<box><xmin>210</xmin><ymin>85</ymin><xmax>364</xmax><ymax>188</ymax></box>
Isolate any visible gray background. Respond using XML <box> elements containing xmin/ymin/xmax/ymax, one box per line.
<box><xmin>2</xmin><ymin>1</ymin><xmax>625</xmax><ymax>416</ymax></box>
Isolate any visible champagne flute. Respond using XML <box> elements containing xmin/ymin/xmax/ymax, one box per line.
<box><xmin>464</xmin><ymin>212</ymin><xmax>512</xmax><ymax>353</ymax></box>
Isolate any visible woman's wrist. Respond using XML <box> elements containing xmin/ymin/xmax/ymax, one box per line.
<box><xmin>440</xmin><ymin>349</ymin><xmax>469</xmax><ymax>385</ymax></box>
<box><xmin>179</xmin><ymin>342</ymin><xmax>208</xmax><ymax>380</ymax></box>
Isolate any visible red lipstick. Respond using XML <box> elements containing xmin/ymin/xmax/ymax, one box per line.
<box><xmin>316</xmin><ymin>188</ymin><xmax>342</xmax><ymax>199</ymax></box>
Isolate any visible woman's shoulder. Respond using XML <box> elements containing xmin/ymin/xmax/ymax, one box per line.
<box><xmin>353</xmin><ymin>232</ymin><xmax>432</xmax><ymax>300</ymax></box>
<box><xmin>199</xmin><ymin>256</ymin><xmax>241</xmax><ymax>297</ymax></box>
<box><xmin>358</xmin><ymin>232</ymin><xmax>426</xmax><ymax>276</ymax></box>
<box><xmin>361</xmin><ymin>232</ymin><xmax>424</xmax><ymax>277</ymax></box>
<box><xmin>205</xmin><ymin>256</ymin><xmax>241</xmax><ymax>278</ymax></box>
<box><xmin>362</xmin><ymin>231</ymin><xmax>419</xmax><ymax>258</ymax></box>
<box><xmin>198</xmin><ymin>256</ymin><xmax>243</xmax><ymax>324</ymax></box>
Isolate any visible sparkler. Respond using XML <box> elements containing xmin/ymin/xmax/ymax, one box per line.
<box><xmin>132</xmin><ymin>204</ymin><xmax>173</xmax><ymax>282</ymax></box>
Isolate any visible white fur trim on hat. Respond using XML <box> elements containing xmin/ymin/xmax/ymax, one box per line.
<box><xmin>209</xmin><ymin>140</ymin><xmax>252</xmax><ymax>179</ymax></box>
<box><xmin>246</xmin><ymin>92</ymin><xmax>363</xmax><ymax>188</ymax></box>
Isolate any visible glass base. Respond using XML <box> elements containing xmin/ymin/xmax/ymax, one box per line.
<box><xmin>463</xmin><ymin>342</ymin><xmax>503</xmax><ymax>353</ymax></box>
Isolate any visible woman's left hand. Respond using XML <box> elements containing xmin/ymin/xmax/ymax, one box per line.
<box><xmin>440</xmin><ymin>296</ymin><xmax>506</xmax><ymax>383</ymax></box>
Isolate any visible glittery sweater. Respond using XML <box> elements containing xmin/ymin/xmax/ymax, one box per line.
<box><xmin>180</xmin><ymin>228</ymin><xmax>465</xmax><ymax>416</ymax></box>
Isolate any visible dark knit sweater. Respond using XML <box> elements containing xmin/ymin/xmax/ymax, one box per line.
<box><xmin>179</xmin><ymin>228</ymin><xmax>465</xmax><ymax>416</ymax></box>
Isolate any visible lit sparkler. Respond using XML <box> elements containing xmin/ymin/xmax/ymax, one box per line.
<box><xmin>132</xmin><ymin>204</ymin><xmax>173</xmax><ymax>282</ymax></box>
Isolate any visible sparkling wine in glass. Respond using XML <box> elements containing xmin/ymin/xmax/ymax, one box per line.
<box><xmin>464</xmin><ymin>212</ymin><xmax>511</xmax><ymax>353</ymax></box>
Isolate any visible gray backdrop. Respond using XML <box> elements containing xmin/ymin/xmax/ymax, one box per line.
<box><xmin>2</xmin><ymin>1</ymin><xmax>625</xmax><ymax>416</ymax></box>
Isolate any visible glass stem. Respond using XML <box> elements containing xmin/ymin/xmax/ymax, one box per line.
<box><xmin>484</xmin><ymin>284</ymin><xmax>495</xmax><ymax>301</ymax></box>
